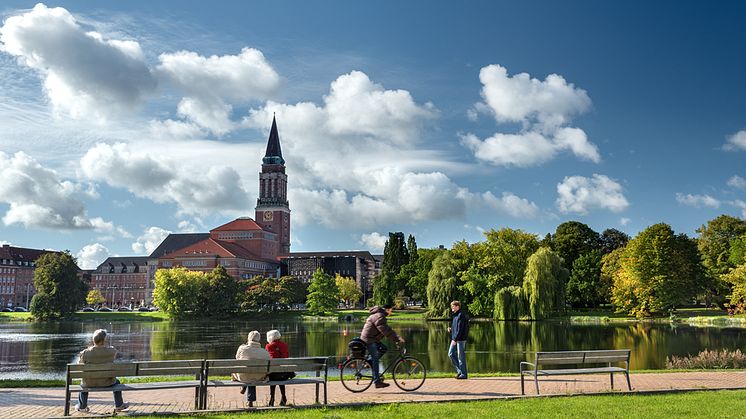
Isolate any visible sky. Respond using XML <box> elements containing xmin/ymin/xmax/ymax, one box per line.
<box><xmin>1</xmin><ymin>1</ymin><xmax>745</xmax><ymax>269</ymax></box>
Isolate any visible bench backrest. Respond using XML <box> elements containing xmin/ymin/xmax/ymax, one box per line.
<box><xmin>205</xmin><ymin>357</ymin><xmax>328</xmax><ymax>377</ymax></box>
<box><xmin>535</xmin><ymin>350</ymin><xmax>630</xmax><ymax>365</ymax></box>
<box><xmin>67</xmin><ymin>360</ymin><xmax>203</xmax><ymax>380</ymax></box>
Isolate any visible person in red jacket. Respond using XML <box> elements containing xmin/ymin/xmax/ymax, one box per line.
<box><xmin>265</xmin><ymin>329</ymin><xmax>293</xmax><ymax>406</ymax></box>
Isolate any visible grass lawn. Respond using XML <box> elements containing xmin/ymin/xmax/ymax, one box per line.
<box><xmin>135</xmin><ymin>389</ymin><xmax>746</xmax><ymax>418</ymax></box>
<box><xmin>0</xmin><ymin>311</ymin><xmax>169</xmax><ymax>322</ymax></box>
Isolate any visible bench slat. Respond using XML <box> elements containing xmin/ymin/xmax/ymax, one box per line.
<box><xmin>69</xmin><ymin>381</ymin><xmax>201</xmax><ymax>392</ymax></box>
<box><xmin>526</xmin><ymin>367</ymin><xmax>627</xmax><ymax>376</ymax></box>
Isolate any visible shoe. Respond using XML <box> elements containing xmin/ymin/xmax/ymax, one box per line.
<box><xmin>240</xmin><ymin>386</ymin><xmax>246</xmax><ymax>394</ymax></box>
<box><xmin>456</xmin><ymin>375</ymin><xmax>468</xmax><ymax>380</ymax></box>
<box><xmin>75</xmin><ymin>405</ymin><xmax>90</xmax><ymax>413</ymax></box>
<box><xmin>114</xmin><ymin>403</ymin><xmax>130</xmax><ymax>411</ymax></box>
<box><xmin>247</xmin><ymin>401</ymin><xmax>254</xmax><ymax>408</ymax></box>
<box><xmin>279</xmin><ymin>396</ymin><xmax>287</xmax><ymax>406</ymax></box>
<box><xmin>374</xmin><ymin>381</ymin><xmax>390</xmax><ymax>388</ymax></box>
<box><xmin>268</xmin><ymin>396</ymin><xmax>275</xmax><ymax>407</ymax></box>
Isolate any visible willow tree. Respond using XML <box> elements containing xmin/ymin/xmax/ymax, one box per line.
<box><xmin>494</xmin><ymin>286</ymin><xmax>526</xmax><ymax>320</ymax></box>
<box><xmin>426</xmin><ymin>251</ymin><xmax>463</xmax><ymax>318</ymax></box>
<box><xmin>522</xmin><ymin>247</ymin><xmax>568</xmax><ymax>320</ymax></box>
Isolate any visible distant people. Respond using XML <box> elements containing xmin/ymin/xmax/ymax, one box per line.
<box><xmin>75</xmin><ymin>329</ymin><xmax>129</xmax><ymax>413</ymax></box>
<box><xmin>266</xmin><ymin>329</ymin><xmax>294</xmax><ymax>406</ymax></box>
<box><xmin>360</xmin><ymin>304</ymin><xmax>405</xmax><ymax>388</ymax></box>
<box><xmin>233</xmin><ymin>330</ymin><xmax>270</xmax><ymax>407</ymax></box>
<box><xmin>447</xmin><ymin>300</ymin><xmax>469</xmax><ymax>379</ymax></box>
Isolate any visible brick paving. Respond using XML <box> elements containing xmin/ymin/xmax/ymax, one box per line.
<box><xmin>2</xmin><ymin>371</ymin><xmax>746</xmax><ymax>418</ymax></box>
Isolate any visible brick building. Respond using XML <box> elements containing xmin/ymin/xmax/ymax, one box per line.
<box><xmin>0</xmin><ymin>244</ymin><xmax>58</xmax><ymax>309</ymax></box>
<box><xmin>91</xmin><ymin>257</ymin><xmax>150</xmax><ymax>307</ymax></box>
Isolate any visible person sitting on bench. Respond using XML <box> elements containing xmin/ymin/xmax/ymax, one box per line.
<box><xmin>233</xmin><ymin>330</ymin><xmax>269</xmax><ymax>407</ymax></box>
<box><xmin>265</xmin><ymin>329</ymin><xmax>295</xmax><ymax>406</ymax></box>
<box><xmin>75</xmin><ymin>329</ymin><xmax>129</xmax><ymax>413</ymax></box>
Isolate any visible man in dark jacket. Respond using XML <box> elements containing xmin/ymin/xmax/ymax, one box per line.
<box><xmin>447</xmin><ymin>300</ymin><xmax>468</xmax><ymax>379</ymax></box>
<box><xmin>360</xmin><ymin>304</ymin><xmax>405</xmax><ymax>388</ymax></box>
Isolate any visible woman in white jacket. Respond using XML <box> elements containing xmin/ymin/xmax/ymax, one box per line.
<box><xmin>233</xmin><ymin>330</ymin><xmax>270</xmax><ymax>406</ymax></box>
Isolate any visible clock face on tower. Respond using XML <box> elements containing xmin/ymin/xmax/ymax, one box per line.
<box><xmin>263</xmin><ymin>211</ymin><xmax>274</xmax><ymax>222</ymax></box>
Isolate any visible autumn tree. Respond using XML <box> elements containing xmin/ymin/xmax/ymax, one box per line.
<box><xmin>86</xmin><ymin>289</ymin><xmax>106</xmax><ymax>307</ymax></box>
<box><xmin>336</xmin><ymin>274</ymin><xmax>362</xmax><ymax>307</ymax></box>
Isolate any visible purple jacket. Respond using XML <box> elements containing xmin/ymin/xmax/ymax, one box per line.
<box><xmin>360</xmin><ymin>306</ymin><xmax>400</xmax><ymax>344</ymax></box>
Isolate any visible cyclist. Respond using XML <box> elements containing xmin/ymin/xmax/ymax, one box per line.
<box><xmin>360</xmin><ymin>304</ymin><xmax>405</xmax><ymax>388</ymax></box>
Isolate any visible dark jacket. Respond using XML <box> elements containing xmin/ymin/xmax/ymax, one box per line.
<box><xmin>361</xmin><ymin>306</ymin><xmax>400</xmax><ymax>344</ymax></box>
<box><xmin>451</xmin><ymin>309</ymin><xmax>469</xmax><ymax>341</ymax></box>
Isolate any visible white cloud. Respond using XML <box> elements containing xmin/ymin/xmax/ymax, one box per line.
<box><xmin>556</xmin><ymin>174</ymin><xmax>629</xmax><ymax>214</ymax></box>
<box><xmin>727</xmin><ymin>175</ymin><xmax>746</xmax><ymax>189</ymax></box>
<box><xmin>463</xmin><ymin>64</ymin><xmax>600</xmax><ymax>167</ymax></box>
<box><xmin>620</xmin><ymin>217</ymin><xmax>631</xmax><ymax>226</ymax></box>
<box><xmin>0</xmin><ymin>240</ymin><xmax>11</xmax><ymax>246</ymax></box>
<box><xmin>156</xmin><ymin>47</ymin><xmax>280</xmax><ymax>135</ymax></box>
<box><xmin>0</xmin><ymin>151</ymin><xmax>119</xmax><ymax>230</ymax></box>
<box><xmin>0</xmin><ymin>3</ymin><xmax>156</xmax><ymax>120</ymax></box>
<box><xmin>477</xmin><ymin>64</ymin><xmax>591</xmax><ymax>131</ymax></box>
<box><xmin>80</xmin><ymin>142</ymin><xmax>252</xmax><ymax>215</ymax></box>
<box><xmin>131</xmin><ymin>226</ymin><xmax>171</xmax><ymax>255</ymax></box>
<box><xmin>482</xmin><ymin>191</ymin><xmax>539</xmax><ymax>218</ymax></box>
<box><xmin>723</xmin><ymin>130</ymin><xmax>746</xmax><ymax>152</ymax></box>
<box><xmin>675</xmin><ymin>193</ymin><xmax>720</xmax><ymax>209</ymax></box>
<box><xmin>731</xmin><ymin>200</ymin><xmax>746</xmax><ymax>218</ymax></box>
<box><xmin>360</xmin><ymin>232</ymin><xmax>387</xmax><ymax>252</ymax></box>
<box><xmin>76</xmin><ymin>243</ymin><xmax>109</xmax><ymax>270</ymax></box>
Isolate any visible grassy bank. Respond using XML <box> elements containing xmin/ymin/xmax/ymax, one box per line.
<box><xmin>135</xmin><ymin>389</ymin><xmax>746</xmax><ymax>418</ymax></box>
<box><xmin>0</xmin><ymin>311</ymin><xmax>169</xmax><ymax>322</ymax></box>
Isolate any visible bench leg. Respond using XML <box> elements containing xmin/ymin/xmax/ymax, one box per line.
<box><xmin>315</xmin><ymin>383</ymin><xmax>320</xmax><ymax>404</ymax></box>
<box><xmin>194</xmin><ymin>386</ymin><xmax>199</xmax><ymax>410</ymax></box>
<box><xmin>534</xmin><ymin>376</ymin><xmax>540</xmax><ymax>395</ymax></box>
<box><xmin>324</xmin><ymin>381</ymin><xmax>328</xmax><ymax>405</ymax></box>
<box><xmin>610</xmin><ymin>373</ymin><xmax>614</xmax><ymax>389</ymax></box>
<box><xmin>64</xmin><ymin>390</ymin><xmax>71</xmax><ymax>416</ymax></box>
<box><xmin>520</xmin><ymin>374</ymin><xmax>525</xmax><ymax>395</ymax></box>
<box><xmin>625</xmin><ymin>372</ymin><xmax>632</xmax><ymax>391</ymax></box>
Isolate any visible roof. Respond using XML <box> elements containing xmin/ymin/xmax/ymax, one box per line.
<box><xmin>0</xmin><ymin>245</ymin><xmax>58</xmax><ymax>262</ymax></box>
<box><xmin>160</xmin><ymin>238</ymin><xmax>279</xmax><ymax>264</ymax></box>
<box><xmin>263</xmin><ymin>115</ymin><xmax>285</xmax><ymax>165</ymax></box>
<box><xmin>281</xmin><ymin>251</ymin><xmax>375</xmax><ymax>261</ymax></box>
<box><xmin>98</xmin><ymin>256</ymin><xmax>150</xmax><ymax>267</ymax></box>
<box><xmin>211</xmin><ymin>217</ymin><xmax>264</xmax><ymax>232</ymax></box>
<box><xmin>147</xmin><ymin>233</ymin><xmax>210</xmax><ymax>258</ymax></box>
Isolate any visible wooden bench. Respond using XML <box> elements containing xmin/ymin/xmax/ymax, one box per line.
<box><xmin>64</xmin><ymin>360</ymin><xmax>203</xmax><ymax>416</ymax></box>
<box><xmin>520</xmin><ymin>350</ymin><xmax>631</xmax><ymax>395</ymax></box>
<box><xmin>201</xmin><ymin>357</ymin><xmax>329</xmax><ymax>409</ymax></box>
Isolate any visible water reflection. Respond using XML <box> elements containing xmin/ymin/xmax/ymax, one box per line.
<box><xmin>2</xmin><ymin>319</ymin><xmax>746</xmax><ymax>379</ymax></box>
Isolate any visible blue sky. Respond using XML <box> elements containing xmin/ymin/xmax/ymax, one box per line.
<box><xmin>1</xmin><ymin>1</ymin><xmax>745</xmax><ymax>268</ymax></box>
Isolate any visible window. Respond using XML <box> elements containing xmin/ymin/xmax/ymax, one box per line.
<box><xmin>182</xmin><ymin>260</ymin><xmax>207</xmax><ymax>267</ymax></box>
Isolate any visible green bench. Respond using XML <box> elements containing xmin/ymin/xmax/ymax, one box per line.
<box><xmin>520</xmin><ymin>349</ymin><xmax>632</xmax><ymax>395</ymax></box>
<box><xmin>64</xmin><ymin>360</ymin><xmax>203</xmax><ymax>416</ymax></box>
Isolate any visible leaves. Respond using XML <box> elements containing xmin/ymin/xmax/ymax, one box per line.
<box><xmin>30</xmin><ymin>251</ymin><xmax>87</xmax><ymax>319</ymax></box>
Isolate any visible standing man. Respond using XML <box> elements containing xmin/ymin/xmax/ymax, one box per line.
<box><xmin>447</xmin><ymin>300</ymin><xmax>468</xmax><ymax>379</ymax></box>
<box><xmin>360</xmin><ymin>304</ymin><xmax>405</xmax><ymax>388</ymax></box>
<box><xmin>75</xmin><ymin>329</ymin><xmax>129</xmax><ymax>413</ymax></box>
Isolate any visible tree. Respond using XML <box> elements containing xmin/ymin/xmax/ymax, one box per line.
<box><xmin>406</xmin><ymin>248</ymin><xmax>445</xmax><ymax>306</ymax></box>
<box><xmin>426</xmin><ymin>251</ymin><xmax>466</xmax><ymax>318</ymax></box>
<box><xmin>600</xmin><ymin>229</ymin><xmax>630</xmax><ymax>254</ymax></box>
<box><xmin>494</xmin><ymin>286</ymin><xmax>527</xmax><ymax>320</ymax></box>
<box><xmin>152</xmin><ymin>268</ymin><xmax>204</xmax><ymax>316</ymax></box>
<box><xmin>86</xmin><ymin>289</ymin><xmax>106</xmax><ymax>307</ymax></box>
<box><xmin>697</xmin><ymin>215</ymin><xmax>746</xmax><ymax>276</ymax></box>
<box><xmin>612</xmin><ymin>223</ymin><xmax>708</xmax><ymax>317</ymax></box>
<box><xmin>30</xmin><ymin>251</ymin><xmax>87</xmax><ymax>319</ymax></box>
<box><xmin>600</xmin><ymin>247</ymin><xmax>625</xmax><ymax>304</ymax></box>
<box><xmin>523</xmin><ymin>247</ymin><xmax>568</xmax><ymax>320</ymax></box>
<box><xmin>306</xmin><ymin>268</ymin><xmax>339</xmax><ymax>314</ymax></box>
<box><xmin>336</xmin><ymin>274</ymin><xmax>362</xmax><ymax>307</ymax></box>
<box><xmin>200</xmin><ymin>265</ymin><xmax>241</xmax><ymax>316</ymax></box>
<box><xmin>551</xmin><ymin>221</ymin><xmax>601</xmax><ymax>272</ymax></box>
<box><xmin>728</xmin><ymin>234</ymin><xmax>746</xmax><ymax>267</ymax></box>
<box><xmin>373</xmin><ymin>232</ymin><xmax>410</xmax><ymax>306</ymax></box>
<box><xmin>724</xmin><ymin>263</ymin><xmax>746</xmax><ymax>307</ymax></box>
<box><xmin>565</xmin><ymin>250</ymin><xmax>604</xmax><ymax>307</ymax></box>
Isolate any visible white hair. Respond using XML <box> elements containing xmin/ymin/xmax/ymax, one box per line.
<box><xmin>92</xmin><ymin>329</ymin><xmax>107</xmax><ymax>345</ymax></box>
<box><xmin>267</xmin><ymin>329</ymin><xmax>281</xmax><ymax>343</ymax></box>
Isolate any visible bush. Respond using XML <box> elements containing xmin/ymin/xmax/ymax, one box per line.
<box><xmin>666</xmin><ymin>349</ymin><xmax>746</xmax><ymax>369</ymax></box>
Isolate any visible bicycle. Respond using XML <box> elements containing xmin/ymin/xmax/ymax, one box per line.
<box><xmin>340</xmin><ymin>343</ymin><xmax>427</xmax><ymax>392</ymax></box>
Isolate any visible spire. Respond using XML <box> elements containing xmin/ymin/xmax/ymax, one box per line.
<box><xmin>263</xmin><ymin>114</ymin><xmax>285</xmax><ymax>165</ymax></box>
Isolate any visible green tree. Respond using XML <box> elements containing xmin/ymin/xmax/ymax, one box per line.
<box><xmin>551</xmin><ymin>221</ymin><xmax>601</xmax><ymax>272</ymax></box>
<box><xmin>724</xmin><ymin>263</ymin><xmax>746</xmax><ymax>306</ymax></box>
<box><xmin>152</xmin><ymin>268</ymin><xmax>203</xmax><ymax>316</ymax></box>
<box><xmin>600</xmin><ymin>247</ymin><xmax>625</xmax><ymax>304</ymax></box>
<box><xmin>600</xmin><ymin>229</ymin><xmax>630</xmax><ymax>254</ymax></box>
<box><xmin>30</xmin><ymin>251</ymin><xmax>87</xmax><ymax>319</ymax></box>
<box><xmin>85</xmin><ymin>289</ymin><xmax>106</xmax><ymax>307</ymax></box>
<box><xmin>373</xmin><ymin>232</ymin><xmax>410</xmax><ymax>306</ymax></box>
<box><xmin>612</xmin><ymin>223</ymin><xmax>708</xmax><ymax>317</ymax></box>
<box><xmin>336</xmin><ymin>274</ymin><xmax>362</xmax><ymax>307</ymax></box>
<box><xmin>278</xmin><ymin>275</ymin><xmax>307</xmax><ymax>307</ymax></box>
<box><xmin>406</xmin><ymin>248</ymin><xmax>445</xmax><ymax>306</ymax></box>
<box><xmin>523</xmin><ymin>247</ymin><xmax>568</xmax><ymax>320</ymax></box>
<box><xmin>426</xmin><ymin>250</ymin><xmax>467</xmax><ymax>319</ymax></box>
<box><xmin>306</xmin><ymin>268</ymin><xmax>339</xmax><ymax>314</ymax></box>
<box><xmin>729</xmin><ymin>234</ymin><xmax>746</xmax><ymax>267</ymax></box>
<box><xmin>199</xmin><ymin>265</ymin><xmax>241</xmax><ymax>316</ymax></box>
<box><xmin>565</xmin><ymin>250</ymin><xmax>604</xmax><ymax>307</ymax></box>
<box><xmin>494</xmin><ymin>286</ymin><xmax>527</xmax><ymax>320</ymax></box>
<box><xmin>697</xmin><ymin>215</ymin><xmax>746</xmax><ymax>276</ymax></box>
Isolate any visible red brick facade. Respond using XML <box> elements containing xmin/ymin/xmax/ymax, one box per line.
<box><xmin>0</xmin><ymin>245</ymin><xmax>57</xmax><ymax>309</ymax></box>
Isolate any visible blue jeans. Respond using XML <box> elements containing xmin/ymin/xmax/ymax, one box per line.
<box><xmin>77</xmin><ymin>379</ymin><xmax>124</xmax><ymax>408</ymax></box>
<box><xmin>366</xmin><ymin>342</ymin><xmax>382</xmax><ymax>383</ymax></box>
<box><xmin>448</xmin><ymin>340</ymin><xmax>467</xmax><ymax>377</ymax></box>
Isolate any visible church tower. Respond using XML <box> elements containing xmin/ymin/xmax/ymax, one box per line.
<box><xmin>255</xmin><ymin>116</ymin><xmax>291</xmax><ymax>254</ymax></box>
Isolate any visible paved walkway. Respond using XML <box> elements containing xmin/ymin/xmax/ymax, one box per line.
<box><xmin>3</xmin><ymin>371</ymin><xmax>746</xmax><ymax>418</ymax></box>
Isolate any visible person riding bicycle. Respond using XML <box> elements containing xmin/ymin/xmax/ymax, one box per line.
<box><xmin>360</xmin><ymin>304</ymin><xmax>405</xmax><ymax>388</ymax></box>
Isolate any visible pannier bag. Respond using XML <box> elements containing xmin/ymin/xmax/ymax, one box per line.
<box><xmin>348</xmin><ymin>337</ymin><xmax>367</xmax><ymax>357</ymax></box>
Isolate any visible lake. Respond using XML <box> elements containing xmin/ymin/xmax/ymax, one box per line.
<box><xmin>1</xmin><ymin>318</ymin><xmax>745</xmax><ymax>379</ymax></box>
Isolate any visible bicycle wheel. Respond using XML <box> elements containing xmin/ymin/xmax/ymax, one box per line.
<box><xmin>392</xmin><ymin>356</ymin><xmax>426</xmax><ymax>391</ymax></box>
<box><xmin>340</xmin><ymin>357</ymin><xmax>374</xmax><ymax>393</ymax></box>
